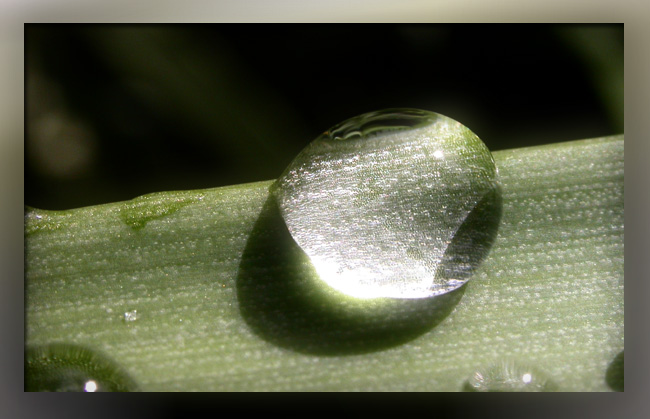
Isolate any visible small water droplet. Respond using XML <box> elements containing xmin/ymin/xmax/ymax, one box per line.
<box><xmin>25</xmin><ymin>343</ymin><xmax>138</xmax><ymax>392</ymax></box>
<box><xmin>606</xmin><ymin>350</ymin><xmax>624</xmax><ymax>391</ymax></box>
<box><xmin>463</xmin><ymin>360</ymin><xmax>557</xmax><ymax>392</ymax></box>
<box><xmin>272</xmin><ymin>109</ymin><xmax>501</xmax><ymax>299</ymax></box>
<box><xmin>123</xmin><ymin>310</ymin><xmax>138</xmax><ymax>322</ymax></box>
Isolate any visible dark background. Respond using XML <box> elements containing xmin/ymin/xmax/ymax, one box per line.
<box><xmin>25</xmin><ymin>24</ymin><xmax>623</xmax><ymax>210</ymax></box>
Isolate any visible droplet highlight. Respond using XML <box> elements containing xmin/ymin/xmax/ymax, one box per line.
<box><xmin>463</xmin><ymin>360</ymin><xmax>557</xmax><ymax>392</ymax></box>
<box><xmin>25</xmin><ymin>343</ymin><xmax>139</xmax><ymax>392</ymax></box>
<box><xmin>272</xmin><ymin>109</ymin><xmax>501</xmax><ymax>299</ymax></box>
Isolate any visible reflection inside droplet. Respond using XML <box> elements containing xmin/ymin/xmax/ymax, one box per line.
<box><xmin>273</xmin><ymin>108</ymin><xmax>501</xmax><ymax>299</ymax></box>
<box><xmin>325</xmin><ymin>109</ymin><xmax>440</xmax><ymax>141</ymax></box>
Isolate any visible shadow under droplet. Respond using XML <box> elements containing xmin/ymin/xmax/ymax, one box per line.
<box><xmin>606</xmin><ymin>350</ymin><xmax>624</xmax><ymax>392</ymax></box>
<box><xmin>236</xmin><ymin>194</ymin><xmax>470</xmax><ymax>356</ymax></box>
<box><xmin>25</xmin><ymin>343</ymin><xmax>139</xmax><ymax>392</ymax></box>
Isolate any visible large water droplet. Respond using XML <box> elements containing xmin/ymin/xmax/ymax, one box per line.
<box><xmin>272</xmin><ymin>109</ymin><xmax>501</xmax><ymax>299</ymax></box>
<box><xmin>25</xmin><ymin>343</ymin><xmax>138</xmax><ymax>392</ymax></box>
<box><xmin>237</xmin><ymin>193</ymin><xmax>467</xmax><ymax>355</ymax></box>
<box><xmin>463</xmin><ymin>360</ymin><xmax>557</xmax><ymax>392</ymax></box>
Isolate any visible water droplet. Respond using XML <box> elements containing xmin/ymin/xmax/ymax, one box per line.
<box><xmin>463</xmin><ymin>360</ymin><xmax>557</xmax><ymax>392</ymax></box>
<box><xmin>272</xmin><ymin>109</ymin><xmax>501</xmax><ymax>299</ymax></box>
<box><xmin>84</xmin><ymin>380</ymin><xmax>98</xmax><ymax>392</ymax></box>
<box><xmin>123</xmin><ymin>310</ymin><xmax>138</xmax><ymax>322</ymax></box>
<box><xmin>606</xmin><ymin>350</ymin><xmax>624</xmax><ymax>391</ymax></box>
<box><xmin>25</xmin><ymin>343</ymin><xmax>138</xmax><ymax>392</ymax></box>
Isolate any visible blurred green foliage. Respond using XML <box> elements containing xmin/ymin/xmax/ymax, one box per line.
<box><xmin>25</xmin><ymin>24</ymin><xmax>622</xmax><ymax>210</ymax></box>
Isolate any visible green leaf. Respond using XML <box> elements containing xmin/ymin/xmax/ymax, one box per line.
<box><xmin>25</xmin><ymin>135</ymin><xmax>623</xmax><ymax>391</ymax></box>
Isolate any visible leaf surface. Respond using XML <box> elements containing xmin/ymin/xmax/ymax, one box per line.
<box><xmin>25</xmin><ymin>136</ymin><xmax>624</xmax><ymax>391</ymax></box>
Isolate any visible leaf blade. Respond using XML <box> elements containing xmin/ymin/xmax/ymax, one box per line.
<box><xmin>25</xmin><ymin>136</ymin><xmax>624</xmax><ymax>391</ymax></box>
